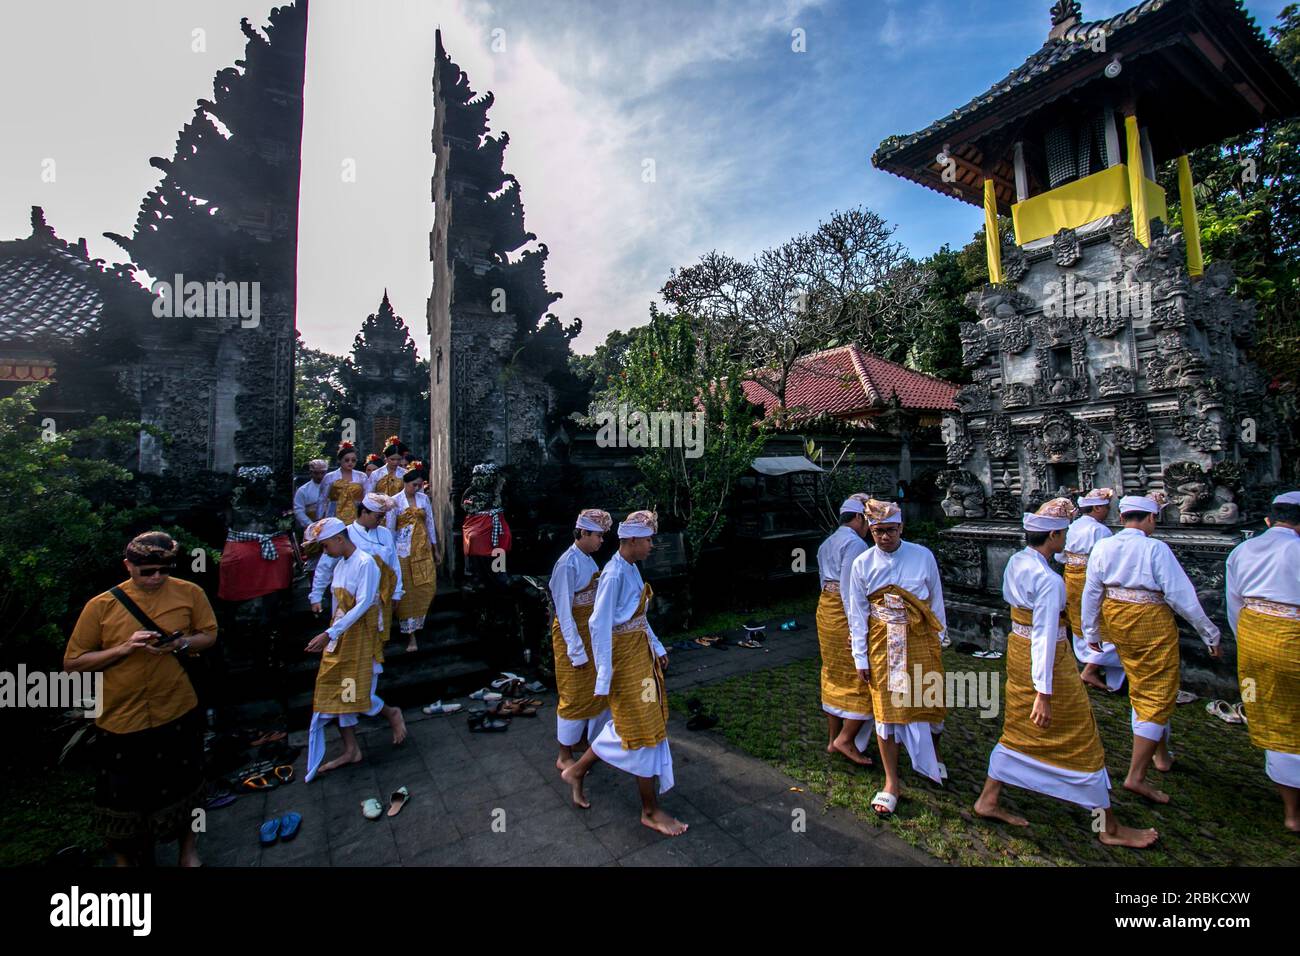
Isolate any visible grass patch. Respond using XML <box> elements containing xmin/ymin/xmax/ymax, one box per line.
<box><xmin>0</xmin><ymin>762</ymin><xmax>100</xmax><ymax>867</ymax></box>
<box><xmin>671</xmin><ymin>652</ymin><xmax>1300</xmax><ymax>867</ymax></box>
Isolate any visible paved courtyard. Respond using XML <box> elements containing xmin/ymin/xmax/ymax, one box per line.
<box><xmin>202</xmin><ymin>621</ymin><xmax>939</xmax><ymax>867</ymax></box>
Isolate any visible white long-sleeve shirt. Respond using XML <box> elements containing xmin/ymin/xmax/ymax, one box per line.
<box><xmin>366</xmin><ymin>465</ymin><xmax>406</xmax><ymax>494</ymax></box>
<box><xmin>590</xmin><ymin>551</ymin><xmax>665</xmax><ymax>697</ymax></box>
<box><xmin>1081</xmin><ymin>527</ymin><xmax>1219</xmax><ymax>647</ymax></box>
<box><xmin>846</xmin><ymin>540</ymin><xmax>947</xmax><ymax>671</ymax></box>
<box><xmin>292</xmin><ymin>479</ymin><xmax>326</xmax><ymax>529</ymax></box>
<box><xmin>311</xmin><ymin>522</ymin><xmax>404</xmax><ymax>604</ymax></box>
<box><xmin>549</xmin><ymin>543</ymin><xmax>600</xmax><ymax>667</ymax></box>
<box><xmin>1056</xmin><ymin>513</ymin><xmax>1112</xmax><ymax>563</ymax></box>
<box><xmin>1225</xmin><ymin>525</ymin><xmax>1300</xmax><ymax>635</ymax></box>
<box><xmin>324</xmin><ymin>546</ymin><xmax>380</xmax><ymax>651</ymax></box>
<box><xmin>1003</xmin><ymin>548</ymin><xmax>1067</xmax><ymax>694</ymax></box>
<box><xmin>817</xmin><ymin>525</ymin><xmax>869</xmax><ymax>618</ymax></box>
<box><xmin>386</xmin><ymin>489</ymin><xmax>437</xmax><ymax>556</ymax></box>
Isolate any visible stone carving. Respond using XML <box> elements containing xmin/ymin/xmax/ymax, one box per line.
<box><xmin>959</xmin><ymin>322</ymin><xmax>989</xmax><ymax>367</ymax></box>
<box><xmin>1174</xmin><ymin>385</ymin><xmax>1224</xmax><ymax>453</ymax></box>
<box><xmin>955</xmin><ymin>381</ymin><xmax>992</xmax><ymax>413</ymax></box>
<box><xmin>1001</xmin><ymin>241</ymin><xmax>1030</xmax><ymax>284</ymax></box>
<box><xmin>1025</xmin><ymin>436</ymin><xmax>1048</xmax><ymax>491</ymax></box>
<box><xmin>935</xmin><ymin>539</ymin><xmax>982</xmax><ymax>589</ymax></box>
<box><xmin>985</xmin><ymin>414</ymin><xmax>1014</xmax><ymax>459</ymax></box>
<box><xmin>1113</xmin><ymin>398</ymin><xmax>1153</xmax><ymax>452</ymax></box>
<box><xmin>966</xmin><ymin>284</ymin><xmax>1035</xmax><ymax>323</ymax></box>
<box><xmin>945</xmin><ymin>433</ymin><xmax>973</xmax><ymax>465</ymax></box>
<box><xmin>1000</xmin><ymin>315</ymin><xmax>1031</xmax><ymax>354</ymax></box>
<box><xmin>936</xmin><ymin>470</ymin><xmax>986</xmax><ymax>519</ymax></box>
<box><xmin>1108</xmin><ymin>209</ymin><xmax>1141</xmax><ymax>255</ymax></box>
<box><xmin>1002</xmin><ymin>383</ymin><xmax>1032</xmax><ymax>409</ymax></box>
<box><xmin>1144</xmin><ymin>331</ymin><xmax>1204</xmax><ymax>391</ymax></box>
<box><xmin>1097</xmin><ymin>365</ymin><xmax>1134</xmax><ymax>397</ymax></box>
<box><xmin>1052</xmin><ymin>227</ymin><xmax>1081</xmax><ymax>267</ymax></box>
<box><xmin>1039</xmin><ymin>408</ymin><xmax>1077</xmax><ymax>461</ymax></box>
<box><xmin>1163</xmin><ymin>461</ymin><xmax>1218</xmax><ymax>525</ymax></box>
<box><xmin>1084</xmin><ymin>297</ymin><xmax>1129</xmax><ymax>338</ymax></box>
<box><xmin>987</xmin><ymin>491</ymin><xmax>1018</xmax><ymax>519</ymax></box>
<box><xmin>1077</xmin><ymin>426</ymin><xmax>1100</xmax><ymax>490</ymax></box>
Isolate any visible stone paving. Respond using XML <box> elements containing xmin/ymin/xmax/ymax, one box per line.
<box><xmin>201</xmin><ymin>619</ymin><xmax>940</xmax><ymax>867</ymax></box>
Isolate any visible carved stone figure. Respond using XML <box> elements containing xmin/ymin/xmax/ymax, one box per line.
<box><xmin>1163</xmin><ymin>461</ymin><xmax>1214</xmax><ymax>524</ymax></box>
<box><xmin>985</xmin><ymin>414</ymin><xmax>1014</xmax><ymax>459</ymax></box>
<box><xmin>1113</xmin><ymin>398</ymin><xmax>1153</xmax><ymax>452</ymax></box>
<box><xmin>955</xmin><ymin>381</ymin><xmax>992</xmax><ymax>413</ymax></box>
<box><xmin>959</xmin><ymin>322</ymin><xmax>989</xmax><ymax>367</ymax></box>
<box><xmin>987</xmin><ymin>491</ymin><xmax>1018</xmax><ymax>519</ymax></box>
<box><xmin>1052</xmin><ymin>227</ymin><xmax>1081</xmax><ymax>267</ymax></box>
<box><xmin>1097</xmin><ymin>365</ymin><xmax>1134</xmax><ymax>397</ymax></box>
<box><xmin>1001</xmin><ymin>241</ymin><xmax>1030</xmax><ymax>284</ymax></box>
<box><xmin>1002</xmin><ymin>383</ymin><xmax>1032</xmax><ymax>409</ymax></box>
<box><xmin>937</xmin><ymin>470</ymin><xmax>986</xmax><ymax>519</ymax></box>
<box><xmin>1039</xmin><ymin>409</ymin><xmax>1077</xmax><ymax>461</ymax></box>
<box><xmin>1000</xmin><ymin>315</ymin><xmax>1031</xmax><ymax>354</ymax></box>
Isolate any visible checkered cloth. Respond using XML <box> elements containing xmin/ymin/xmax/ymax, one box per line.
<box><xmin>226</xmin><ymin>530</ymin><xmax>289</xmax><ymax>561</ymax></box>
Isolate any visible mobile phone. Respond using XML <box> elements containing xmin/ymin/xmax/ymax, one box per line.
<box><xmin>151</xmin><ymin>630</ymin><xmax>185</xmax><ymax>647</ymax></box>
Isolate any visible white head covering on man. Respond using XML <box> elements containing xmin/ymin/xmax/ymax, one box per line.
<box><xmin>1023</xmin><ymin>497</ymin><xmax>1074</xmax><ymax>531</ymax></box>
<box><xmin>576</xmin><ymin>509</ymin><xmax>613</xmax><ymax>533</ymax></box>
<box><xmin>618</xmin><ymin>510</ymin><xmax>658</xmax><ymax>538</ymax></box>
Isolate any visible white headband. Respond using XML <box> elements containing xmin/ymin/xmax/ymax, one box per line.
<box><xmin>839</xmin><ymin>498</ymin><xmax>865</xmax><ymax>515</ymax></box>
<box><xmin>576</xmin><ymin>511</ymin><xmax>611</xmax><ymax>532</ymax></box>
<box><xmin>304</xmin><ymin>516</ymin><xmax>346</xmax><ymax>543</ymax></box>
<box><xmin>1077</xmin><ymin>495</ymin><xmax>1110</xmax><ymax>507</ymax></box>
<box><xmin>618</xmin><ymin>522</ymin><xmax>655</xmax><ymax>538</ymax></box>
<box><xmin>1119</xmin><ymin>495</ymin><xmax>1161</xmax><ymax>515</ymax></box>
<box><xmin>1023</xmin><ymin>513</ymin><xmax>1069</xmax><ymax>531</ymax></box>
<box><xmin>362</xmin><ymin>492</ymin><xmax>396</xmax><ymax>513</ymax></box>
<box><xmin>1274</xmin><ymin>491</ymin><xmax>1300</xmax><ymax>506</ymax></box>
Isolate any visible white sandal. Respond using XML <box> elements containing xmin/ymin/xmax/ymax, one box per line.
<box><xmin>1206</xmin><ymin>699</ymin><xmax>1242</xmax><ymax>724</ymax></box>
<box><xmin>871</xmin><ymin>791</ymin><xmax>898</xmax><ymax>816</ymax></box>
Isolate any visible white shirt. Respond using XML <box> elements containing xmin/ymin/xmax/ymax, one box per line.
<box><xmin>365</xmin><ymin>465</ymin><xmax>406</xmax><ymax>494</ymax></box>
<box><xmin>1056</xmin><ymin>514</ymin><xmax>1112</xmax><ymax>563</ymax></box>
<box><xmin>590</xmin><ymin>551</ymin><xmax>665</xmax><ymax>697</ymax></box>
<box><xmin>385</xmin><ymin>489</ymin><xmax>437</xmax><ymax>557</ymax></box>
<box><xmin>292</xmin><ymin>478</ymin><xmax>326</xmax><ymax>529</ymax></box>
<box><xmin>817</xmin><ymin>525</ymin><xmax>869</xmax><ymax>618</ymax></box>
<box><xmin>1225</xmin><ymin>525</ymin><xmax>1300</xmax><ymax>635</ymax></box>
<box><xmin>549</xmin><ymin>543</ymin><xmax>600</xmax><ymax>667</ymax></box>
<box><xmin>319</xmin><ymin>468</ymin><xmax>363</xmax><ymax>519</ymax></box>
<box><xmin>846</xmin><ymin>540</ymin><xmax>948</xmax><ymax>670</ymax></box>
<box><xmin>1081</xmin><ymin>527</ymin><xmax>1219</xmax><ymax>647</ymax></box>
<box><xmin>324</xmin><ymin>546</ymin><xmax>380</xmax><ymax>650</ymax></box>
<box><xmin>1003</xmin><ymin>548</ymin><xmax>1067</xmax><ymax>694</ymax></box>
<box><xmin>311</xmin><ymin>522</ymin><xmax>404</xmax><ymax>604</ymax></box>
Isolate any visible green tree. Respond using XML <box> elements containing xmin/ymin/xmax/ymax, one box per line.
<box><xmin>612</xmin><ymin>308</ymin><xmax>769</xmax><ymax>564</ymax></box>
<box><xmin>294</xmin><ymin>336</ymin><xmax>345</xmax><ymax>466</ymax></box>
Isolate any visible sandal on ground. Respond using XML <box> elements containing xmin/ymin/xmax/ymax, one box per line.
<box><xmin>491</xmin><ymin>672</ymin><xmax>524</xmax><ymax>688</ymax></box>
<box><xmin>1233</xmin><ymin>701</ymin><xmax>1248</xmax><ymax>724</ymax></box>
<box><xmin>362</xmin><ymin>798</ymin><xmax>384</xmax><ymax>820</ymax></box>
<box><xmin>387</xmin><ymin>787</ymin><xmax>410</xmax><ymax>817</ymax></box>
<box><xmin>258</xmin><ymin>817</ymin><xmax>282</xmax><ymax>845</ymax></box>
<box><xmin>241</xmin><ymin>773</ymin><xmax>277</xmax><ymax>791</ymax></box>
<box><xmin>737</xmin><ymin>639</ymin><xmax>764</xmax><ymax>649</ymax></box>
<box><xmin>467</xmin><ymin>713</ymin><xmax>510</xmax><ymax>733</ymax></box>
<box><xmin>278</xmin><ymin>811</ymin><xmax>302</xmax><ymax>841</ymax></box>
<box><xmin>273</xmin><ymin>765</ymin><xmax>294</xmax><ymax>785</ymax></box>
<box><xmin>422</xmin><ymin>700</ymin><xmax>463</xmax><ymax>715</ymax></box>
<box><xmin>1206</xmin><ymin>699</ymin><xmax>1242</xmax><ymax>724</ymax></box>
<box><xmin>469</xmin><ymin>688</ymin><xmax>503</xmax><ymax>702</ymax></box>
<box><xmin>523</xmin><ymin>680</ymin><xmax>547</xmax><ymax>693</ymax></box>
<box><xmin>871</xmin><ymin>791</ymin><xmax>898</xmax><ymax>816</ymax></box>
<box><xmin>249</xmin><ymin>730</ymin><xmax>287</xmax><ymax>748</ymax></box>
<box><xmin>693</xmin><ymin>635</ymin><xmax>722</xmax><ymax>647</ymax></box>
<box><xmin>1175</xmin><ymin>689</ymin><xmax>1199</xmax><ymax>705</ymax></box>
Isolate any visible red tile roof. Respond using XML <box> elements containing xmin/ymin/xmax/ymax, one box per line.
<box><xmin>741</xmin><ymin>345</ymin><xmax>958</xmax><ymax>421</ymax></box>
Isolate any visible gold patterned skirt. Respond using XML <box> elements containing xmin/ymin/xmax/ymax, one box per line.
<box><xmin>1101</xmin><ymin>594</ymin><xmax>1179</xmax><ymax>727</ymax></box>
<box><xmin>865</xmin><ymin>585</ymin><xmax>946</xmax><ymax>725</ymax></box>
<box><xmin>1237</xmin><ymin>604</ymin><xmax>1300</xmax><ymax>755</ymax></box>
<box><xmin>606</xmin><ymin>585</ymin><xmax>666</xmax><ymax>750</ymax></box>
<box><xmin>816</xmin><ymin>586</ymin><xmax>873</xmax><ymax>718</ymax></box>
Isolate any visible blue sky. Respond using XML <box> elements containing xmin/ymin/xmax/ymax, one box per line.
<box><xmin>1</xmin><ymin>0</ymin><xmax>1292</xmax><ymax>355</ymax></box>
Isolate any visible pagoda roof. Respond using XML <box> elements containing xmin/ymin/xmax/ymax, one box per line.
<box><xmin>0</xmin><ymin>207</ymin><xmax>157</xmax><ymax>347</ymax></box>
<box><xmin>872</xmin><ymin>0</ymin><xmax>1300</xmax><ymax>213</ymax></box>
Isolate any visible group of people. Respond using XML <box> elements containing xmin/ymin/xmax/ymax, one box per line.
<box><xmin>814</xmin><ymin>488</ymin><xmax>1300</xmax><ymax>845</ymax></box>
<box><xmin>295</xmin><ymin>439</ymin><xmax>439</xmax><ymax>653</ymax></box>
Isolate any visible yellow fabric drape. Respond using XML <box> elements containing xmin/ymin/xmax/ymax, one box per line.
<box><xmin>1177</xmin><ymin>154</ymin><xmax>1204</xmax><ymax>276</ymax></box>
<box><xmin>983</xmin><ymin>178</ymin><xmax>1002</xmax><ymax>284</ymax></box>
<box><xmin>1125</xmin><ymin>115</ymin><xmax>1150</xmax><ymax>248</ymax></box>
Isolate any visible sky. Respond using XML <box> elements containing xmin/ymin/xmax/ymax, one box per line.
<box><xmin>1</xmin><ymin>0</ymin><xmax>1292</xmax><ymax>358</ymax></box>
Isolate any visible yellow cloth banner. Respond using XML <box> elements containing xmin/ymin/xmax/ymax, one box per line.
<box><xmin>1126</xmin><ymin>116</ymin><xmax>1150</xmax><ymax>247</ymax></box>
<box><xmin>1177</xmin><ymin>154</ymin><xmax>1204</xmax><ymax>276</ymax></box>
<box><xmin>1010</xmin><ymin>164</ymin><xmax>1167</xmax><ymax>245</ymax></box>
<box><xmin>983</xmin><ymin>178</ymin><xmax>1002</xmax><ymax>284</ymax></box>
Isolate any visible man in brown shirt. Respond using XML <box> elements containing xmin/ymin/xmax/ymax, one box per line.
<box><xmin>64</xmin><ymin>532</ymin><xmax>218</xmax><ymax>866</ymax></box>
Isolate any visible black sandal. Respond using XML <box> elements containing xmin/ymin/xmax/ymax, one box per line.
<box><xmin>467</xmin><ymin>713</ymin><xmax>510</xmax><ymax>733</ymax></box>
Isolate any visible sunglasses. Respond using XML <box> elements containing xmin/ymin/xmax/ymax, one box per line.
<box><xmin>135</xmin><ymin>566</ymin><xmax>174</xmax><ymax>578</ymax></box>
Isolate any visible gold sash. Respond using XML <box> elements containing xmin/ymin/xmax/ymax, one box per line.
<box><xmin>313</xmin><ymin>583</ymin><xmax>380</xmax><ymax>714</ymax></box>
<box><xmin>606</xmin><ymin>584</ymin><xmax>666</xmax><ymax>749</ymax></box>
<box><xmin>551</xmin><ymin>572</ymin><xmax>607</xmax><ymax>720</ymax></box>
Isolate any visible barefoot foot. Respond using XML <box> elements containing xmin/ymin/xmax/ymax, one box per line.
<box><xmin>388</xmin><ymin>709</ymin><xmax>408</xmax><ymax>746</ymax></box>
<box><xmin>560</xmin><ymin>764</ymin><xmax>590</xmax><ymax>809</ymax></box>
<box><xmin>831</xmin><ymin>738</ymin><xmax>873</xmax><ymax>766</ymax></box>
<box><xmin>972</xmin><ymin>797</ymin><xmax>1029</xmax><ymax>827</ymax></box>
<box><xmin>1099</xmin><ymin>824</ymin><xmax>1159</xmax><ymax>848</ymax></box>
<box><xmin>1080</xmin><ymin>669</ymin><xmax>1109</xmax><ymax>692</ymax></box>
<box><xmin>1151</xmin><ymin>752</ymin><xmax>1175</xmax><ymax>773</ymax></box>
<box><xmin>556</xmin><ymin>754</ymin><xmax>576</xmax><ymax>773</ymax></box>
<box><xmin>641</xmin><ymin>808</ymin><xmax>688</xmax><ymax>836</ymax></box>
<box><xmin>318</xmin><ymin>749</ymin><xmax>363</xmax><ymax>774</ymax></box>
<box><xmin>1124</xmin><ymin>778</ymin><xmax>1170</xmax><ymax>804</ymax></box>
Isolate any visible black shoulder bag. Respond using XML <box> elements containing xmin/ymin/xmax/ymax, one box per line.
<box><xmin>108</xmin><ymin>586</ymin><xmax>205</xmax><ymax>686</ymax></box>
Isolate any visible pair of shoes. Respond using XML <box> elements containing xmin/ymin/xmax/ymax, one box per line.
<box><xmin>422</xmin><ymin>700</ymin><xmax>463</xmax><ymax>716</ymax></box>
<box><xmin>468</xmin><ymin>711</ymin><xmax>510</xmax><ymax>733</ymax></box>
<box><xmin>1206</xmin><ymin>699</ymin><xmax>1246</xmax><ymax>724</ymax></box>
<box><xmin>362</xmin><ymin>787</ymin><xmax>410</xmax><ymax>820</ymax></box>
<box><xmin>258</xmin><ymin>811</ymin><xmax>303</xmax><ymax>845</ymax></box>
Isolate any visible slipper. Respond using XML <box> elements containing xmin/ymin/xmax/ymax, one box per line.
<box><xmin>362</xmin><ymin>798</ymin><xmax>384</xmax><ymax>820</ymax></box>
<box><xmin>779</xmin><ymin>620</ymin><xmax>800</xmax><ymax>631</ymax></box>
<box><xmin>206</xmin><ymin>790</ymin><xmax>238</xmax><ymax>810</ymax></box>
<box><xmin>387</xmin><ymin>787</ymin><xmax>410</xmax><ymax>817</ymax></box>
<box><xmin>523</xmin><ymin>681</ymin><xmax>547</xmax><ymax>693</ymax></box>
<box><xmin>1206</xmin><ymin>699</ymin><xmax>1242</xmax><ymax>724</ymax></box>
<box><xmin>468</xmin><ymin>714</ymin><xmax>510</xmax><ymax>733</ymax></box>
<box><xmin>273</xmin><ymin>765</ymin><xmax>294</xmax><ymax>785</ymax></box>
<box><xmin>469</xmin><ymin>689</ymin><xmax>503</xmax><ymax>702</ymax></box>
<box><xmin>938</xmin><ymin>762</ymin><xmax>949</xmax><ymax>782</ymax></box>
<box><xmin>422</xmin><ymin>700</ymin><xmax>463</xmax><ymax>715</ymax></box>
<box><xmin>737</xmin><ymin>639</ymin><xmax>764</xmax><ymax>649</ymax></box>
<box><xmin>1175</xmin><ymin>690</ymin><xmax>1199</xmax><ymax>705</ymax></box>
<box><xmin>693</xmin><ymin>635</ymin><xmax>722</xmax><ymax>647</ymax></box>
<box><xmin>278</xmin><ymin>811</ymin><xmax>302</xmax><ymax>841</ymax></box>
<box><xmin>1233</xmin><ymin>702</ymin><xmax>1248</xmax><ymax>724</ymax></box>
<box><xmin>258</xmin><ymin>817</ymin><xmax>281</xmax><ymax>845</ymax></box>
<box><xmin>871</xmin><ymin>791</ymin><xmax>898</xmax><ymax>816</ymax></box>
<box><xmin>491</xmin><ymin>672</ymin><xmax>525</xmax><ymax>688</ymax></box>
<box><xmin>241</xmin><ymin>773</ymin><xmax>277</xmax><ymax>791</ymax></box>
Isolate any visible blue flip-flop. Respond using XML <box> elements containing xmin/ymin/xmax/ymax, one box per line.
<box><xmin>278</xmin><ymin>811</ymin><xmax>303</xmax><ymax>841</ymax></box>
<box><xmin>258</xmin><ymin>817</ymin><xmax>281</xmax><ymax>846</ymax></box>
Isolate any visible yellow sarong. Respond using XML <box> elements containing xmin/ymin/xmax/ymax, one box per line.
<box><xmin>1062</xmin><ymin>560</ymin><xmax>1087</xmax><ymax>639</ymax></box>
<box><xmin>1101</xmin><ymin>595</ymin><xmax>1179</xmax><ymax>727</ymax></box>
<box><xmin>606</xmin><ymin>584</ymin><xmax>666</xmax><ymax>750</ymax></box>
<box><xmin>1237</xmin><ymin>606</ymin><xmax>1300</xmax><ymax>755</ymax></box>
<box><xmin>329</xmin><ymin>477</ymin><xmax>365</xmax><ymax>525</ymax></box>
<box><xmin>816</xmin><ymin>586</ymin><xmax>873</xmax><ymax>718</ymax></box>
<box><xmin>372</xmin><ymin>471</ymin><xmax>404</xmax><ymax>497</ymax></box>
<box><xmin>865</xmin><ymin>585</ymin><xmax>946</xmax><ymax>725</ymax></box>
<box><xmin>551</xmin><ymin>572</ymin><xmax>608</xmax><ymax>720</ymax></box>
<box><xmin>375</xmin><ymin>558</ymin><xmax>397</xmax><ymax>655</ymax></box>
<box><xmin>1000</xmin><ymin>606</ymin><xmax>1106</xmax><ymax>772</ymax></box>
<box><xmin>394</xmin><ymin>506</ymin><xmax>436</xmax><ymax>634</ymax></box>
<box><xmin>313</xmin><ymin>578</ymin><xmax>381</xmax><ymax>715</ymax></box>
